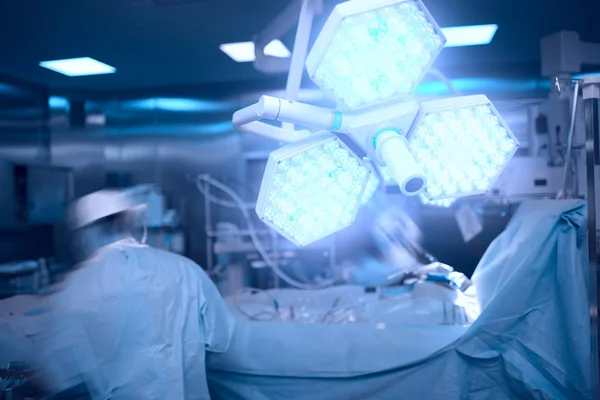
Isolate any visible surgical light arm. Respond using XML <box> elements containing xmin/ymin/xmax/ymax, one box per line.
<box><xmin>253</xmin><ymin>0</ymin><xmax>322</xmax><ymax>77</ymax></box>
<box><xmin>232</xmin><ymin>95</ymin><xmax>345</xmax><ymax>133</ymax></box>
<box><xmin>232</xmin><ymin>95</ymin><xmax>426</xmax><ymax>196</ymax></box>
<box><xmin>232</xmin><ymin>96</ymin><xmax>316</xmax><ymax>142</ymax></box>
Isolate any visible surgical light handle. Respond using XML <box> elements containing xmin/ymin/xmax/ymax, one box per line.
<box><xmin>375</xmin><ymin>130</ymin><xmax>426</xmax><ymax>196</ymax></box>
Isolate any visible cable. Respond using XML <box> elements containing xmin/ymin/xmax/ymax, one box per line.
<box><xmin>232</xmin><ymin>287</ymin><xmax>280</xmax><ymax>321</ymax></box>
<box><xmin>196</xmin><ymin>175</ymin><xmax>333</xmax><ymax>290</ymax></box>
<box><xmin>427</xmin><ymin>68</ymin><xmax>461</xmax><ymax>96</ymax></box>
<box><xmin>558</xmin><ymin>79</ymin><xmax>581</xmax><ymax>199</ymax></box>
<box><xmin>320</xmin><ymin>296</ymin><xmax>341</xmax><ymax>323</ymax></box>
<box><xmin>232</xmin><ymin>287</ymin><xmax>364</xmax><ymax>324</ymax></box>
<box><xmin>195</xmin><ymin>177</ymin><xmax>242</xmax><ymax>209</ymax></box>
<box><xmin>195</xmin><ymin>176</ymin><xmax>258</xmax><ymax>209</ymax></box>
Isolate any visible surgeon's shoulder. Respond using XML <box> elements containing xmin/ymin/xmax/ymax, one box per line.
<box><xmin>144</xmin><ymin>247</ymin><xmax>208</xmax><ymax>276</ymax></box>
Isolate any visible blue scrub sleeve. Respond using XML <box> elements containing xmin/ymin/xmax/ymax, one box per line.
<box><xmin>199</xmin><ymin>271</ymin><xmax>236</xmax><ymax>353</ymax></box>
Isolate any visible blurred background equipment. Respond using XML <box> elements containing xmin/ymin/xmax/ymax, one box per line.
<box><xmin>0</xmin><ymin>362</ymin><xmax>40</xmax><ymax>400</ymax></box>
<box><xmin>123</xmin><ymin>184</ymin><xmax>185</xmax><ymax>254</ymax></box>
<box><xmin>13</xmin><ymin>164</ymin><xmax>73</xmax><ymax>225</ymax></box>
<box><xmin>197</xmin><ymin>173</ymin><xmax>337</xmax><ymax>292</ymax></box>
<box><xmin>0</xmin><ymin>260</ymin><xmax>50</xmax><ymax>300</ymax></box>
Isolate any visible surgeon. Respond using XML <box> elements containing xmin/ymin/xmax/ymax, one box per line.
<box><xmin>348</xmin><ymin>207</ymin><xmax>431</xmax><ymax>287</ymax></box>
<box><xmin>41</xmin><ymin>190</ymin><xmax>235</xmax><ymax>400</ymax></box>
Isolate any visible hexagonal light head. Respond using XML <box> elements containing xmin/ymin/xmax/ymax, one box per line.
<box><xmin>306</xmin><ymin>0</ymin><xmax>446</xmax><ymax>111</ymax></box>
<box><xmin>407</xmin><ymin>94</ymin><xmax>520</xmax><ymax>200</ymax></box>
<box><xmin>420</xmin><ymin>194</ymin><xmax>456</xmax><ymax>208</ymax></box>
<box><xmin>360</xmin><ymin>160</ymin><xmax>382</xmax><ymax>205</ymax></box>
<box><xmin>256</xmin><ymin>131</ymin><xmax>371</xmax><ymax>247</ymax></box>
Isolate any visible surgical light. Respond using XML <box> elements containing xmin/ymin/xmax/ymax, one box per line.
<box><xmin>39</xmin><ymin>57</ymin><xmax>116</xmax><ymax>77</ymax></box>
<box><xmin>220</xmin><ymin>40</ymin><xmax>291</xmax><ymax>63</ymax></box>
<box><xmin>409</xmin><ymin>95</ymin><xmax>518</xmax><ymax>200</ymax></box>
<box><xmin>374</xmin><ymin>129</ymin><xmax>425</xmax><ymax>195</ymax></box>
<box><xmin>232</xmin><ymin>0</ymin><xmax>519</xmax><ymax>248</ymax></box>
<box><xmin>256</xmin><ymin>132</ymin><xmax>370</xmax><ymax>246</ymax></box>
<box><xmin>420</xmin><ymin>194</ymin><xmax>456</xmax><ymax>208</ymax></box>
<box><xmin>305</xmin><ymin>0</ymin><xmax>445</xmax><ymax>111</ymax></box>
<box><xmin>361</xmin><ymin>162</ymin><xmax>382</xmax><ymax>204</ymax></box>
<box><xmin>441</xmin><ymin>24</ymin><xmax>498</xmax><ymax>48</ymax></box>
<box><xmin>377</xmin><ymin>166</ymin><xmax>396</xmax><ymax>184</ymax></box>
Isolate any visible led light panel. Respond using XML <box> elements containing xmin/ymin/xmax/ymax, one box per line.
<box><xmin>39</xmin><ymin>57</ymin><xmax>116</xmax><ymax>77</ymax></box>
<box><xmin>220</xmin><ymin>40</ymin><xmax>291</xmax><ymax>63</ymax></box>
<box><xmin>306</xmin><ymin>0</ymin><xmax>446</xmax><ymax>111</ymax></box>
<box><xmin>408</xmin><ymin>95</ymin><xmax>519</xmax><ymax>200</ymax></box>
<box><xmin>361</xmin><ymin>162</ymin><xmax>382</xmax><ymax>204</ymax></box>
<box><xmin>441</xmin><ymin>24</ymin><xmax>498</xmax><ymax>48</ymax></box>
<box><xmin>256</xmin><ymin>132</ymin><xmax>370</xmax><ymax>247</ymax></box>
<box><xmin>420</xmin><ymin>194</ymin><xmax>455</xmax><ymax>208</ymax></box>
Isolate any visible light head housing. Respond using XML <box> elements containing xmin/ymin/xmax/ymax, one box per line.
<box><xmin>408</xmin><ymin>95</ymin><xmax>519</xmax><ymax>200</ymax></box>
<box><xmin>306</xmin><ymin>0</ymin><xmax>446</xmax><ymax>111</ymax></box>
<box><xmin>256</xmin><ymin>131</ymin><xmax>371</xmax><ymax>246</ymax></box>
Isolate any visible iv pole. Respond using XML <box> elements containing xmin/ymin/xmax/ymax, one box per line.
<box><xmin>582</xmin><ymin>75</ymin><xmax>600</xmax><ymax>400</ymax></box>
<box><xmin>541</xmin><ymin>31</ymin><xmax>600</xmax><ymax>398</ymax></box>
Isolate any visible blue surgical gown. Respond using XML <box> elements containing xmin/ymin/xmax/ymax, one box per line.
<box><xmin>42</xmin><ymin>238</ymin><xmax>235</xmax><ymax>400</ymax></box>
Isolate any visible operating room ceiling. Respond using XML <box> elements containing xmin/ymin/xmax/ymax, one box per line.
<box><xmin>0</xmin><ymin>0</ymin><xmax>599</xmax><ymax>99</ymax></box>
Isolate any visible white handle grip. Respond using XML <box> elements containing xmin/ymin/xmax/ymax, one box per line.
<box><xmin>376</xmin><ymin>130</ymin><xmax>426</xmax><ymax>196</ymax></box>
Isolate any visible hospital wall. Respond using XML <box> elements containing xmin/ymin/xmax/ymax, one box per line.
<box><xmin>0</xmin><ymin>91</ymin><xmax>54</xmax><ymax>264</ymax></box>
<box><xmin>0</xmin><ymin>93</ymin><xmax>282</xmax><ymax>268</ymax></box>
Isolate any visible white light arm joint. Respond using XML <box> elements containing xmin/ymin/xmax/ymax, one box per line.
<box><xmin>232</xmin><ymin>95</ymin><xmax>349</xmax><ymax>141</ymax></box>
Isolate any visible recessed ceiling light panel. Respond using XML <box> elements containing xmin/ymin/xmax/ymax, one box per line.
<box><xmin>39</xmin><ymin>57</ymin><xmax>116</xmax><ymax>77</ymax></box>
<box><xmin>220</xmin><ymin>40</ymin><xmax>291</xmax><ymax>63</ymax></box>
<box><xmin>440</xmin><ymin>24</ymin><xmax>498</xmax><ymax>47</ymax></box>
